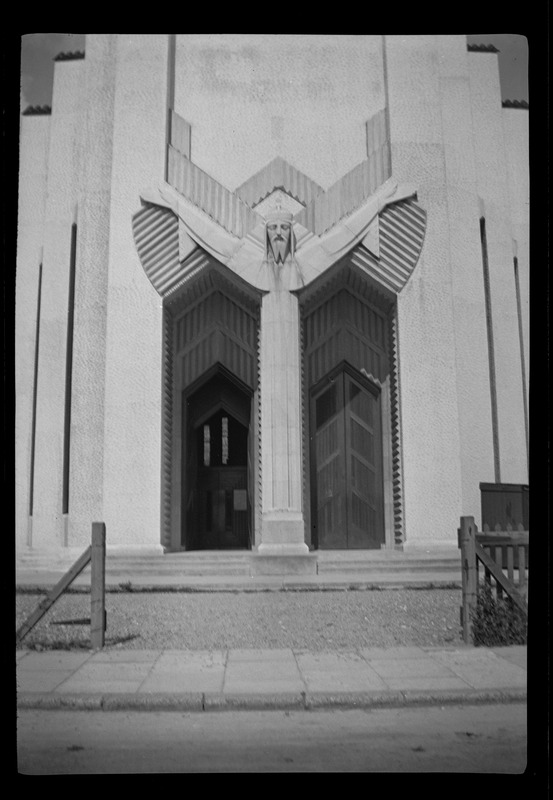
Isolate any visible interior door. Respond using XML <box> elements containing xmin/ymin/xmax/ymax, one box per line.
<box><xmin>196</xmin><ymin>466</ymin><xmax>248</xmax><ymax>549</ymax></box>
<box><xmin>191</xmin><ymin>407</ymin><xmax>249</xmax><ymax>549</ymax></box>
<box><xmin>312</xmin><ymin>370</ymin><xmax>384</xmax><ymax>549</ymax></box>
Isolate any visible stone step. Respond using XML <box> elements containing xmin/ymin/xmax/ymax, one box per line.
<box><xmin>17</xmin><ymin>549</ymin><xmax>463</xmax><ymax>582</ymax></box>
<box><xmin>103</xmin><ymin>559</ymin><xmax>460</xmax><ymax>579</ymax></box>
<box><xmin>104</xmin><ymin>564</ymin><xmax>251</xmax><ymax>577</ymax></box>
<box><xmin>317</xmin><ymin>560</ymin><xmax>459</xmax><ymax>573</ymax></box>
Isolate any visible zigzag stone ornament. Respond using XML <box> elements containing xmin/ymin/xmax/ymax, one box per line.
<box><xmin>133</xmin><ymin>157</ymin><xmax>426</xmax><ymax>565</ymax></box>
<box><xmin>136</xmin><ymin>167</ymin><xmax>423</xmax><ymax>295</ymax></box>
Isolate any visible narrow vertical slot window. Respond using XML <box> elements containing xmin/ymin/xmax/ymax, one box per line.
<box><xmin>63</xmin><ymin>222</ymin><xmax>77</xmax><ymax>514</ymax></box>
<box><xmin>222</xmin><ymin>416</ymin><xmax>229</xmax><ymax>464</ymax></box>
<box><xmin>165</xmin><ymin>34</ymin><xmax>176</xmax><ymax>182</ymax></box>
<box><xmin>203</xmin><ymin>424</ymin><xmax>211</xmax><ymax>466</ymax></box>
<box><xmin>29</xmin><ymin>262</ymin><xmax>43</xmax><ymax>518</ymax></box>
<box><xmin>514</xmin><ymin>257</ymin><xmax>529</xmax><ymax>471</ymax></box>
<box><xmin>480</xmin><ymin>216</ymin><xmax>501</xmax><ymax>482</ymax></box>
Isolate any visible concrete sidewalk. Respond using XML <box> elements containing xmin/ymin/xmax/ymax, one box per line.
<box><xmin>16</xmin><ymin>644</ymin><xmax>527</xmax><ymax>712</ymax></box>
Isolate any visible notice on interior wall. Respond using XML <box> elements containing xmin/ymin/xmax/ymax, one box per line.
<box><xmin>233</xmin><ymin>490</ymin><xmax>248</xmax><ymax>511</ymax></box>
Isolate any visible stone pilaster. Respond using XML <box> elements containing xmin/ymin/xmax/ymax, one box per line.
<box><xmin>257</xmin><ymin>275</ymin><xmax>309</xmax><ymax>558</ymax></box>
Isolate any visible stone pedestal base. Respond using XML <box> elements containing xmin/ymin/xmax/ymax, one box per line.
<box><xmin>254</xmin><ymin>511</ymin><xmax>314</xmax><ymax>574</ymax></box>
<box><xmin>259</xmin><ymin>512</ymin><xmax>307</xmax><ymax>549</ymax></box>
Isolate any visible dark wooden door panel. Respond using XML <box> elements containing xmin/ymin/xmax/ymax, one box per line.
<box><xmin>312</xmin><ymin>370</ymin><xmax>384</xmax><ymax>549</ymax></box>
<box><xmin>346</xmin><ymin>375</ymin><xmax>383</xmax><ymax>548</ymax></box>
<box><xmin>314</xmin><ymin>382</ymin><xmax>347</xmax><ymax>549</ymax></box>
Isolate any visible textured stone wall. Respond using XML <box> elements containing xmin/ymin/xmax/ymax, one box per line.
<box><xmin>68</xmin><ymin>35</ymin><xmax>118</xmax><ymax>547</ymax></box>
<box><xmin>502</xmin><ymin>107</ymin><xmax>529</xmax><ymax>467</ymax></box>
<box><xmin>16</xmin><ymin>34</ymin><xmax>529</xmax><ymax>557</ymax></box>
<box><xmin>16</xmin><ymin>114</ymin><xmax>50</xmax><ymax>553</ymax></box>
<box><xmin>173</xmin><ymin>34</ymin><xmax>386</xmax><ymax>191</ymax></box>
<box><xmin>30</xmin><ymin>58</ymin><xmax>85</xmax><ymax>551</ymax></box>
<box><xmin>385</xmin><ymin>35</ymin><xmax>465</xmax><ymax>546</ymax></box>
<box><xmin>468</xmin><ymin>54</ymin><xmax>528</xmax><ymax>485</ymax></box>
<box><xmin>101</xmin><ymin>34</ymin><xmax>169</xmax><ymax>550</ymax></box>
<box><xmin>436</xmin><ymin>39</ymin><xmax>496</xmax><ymax>527</ymax></box>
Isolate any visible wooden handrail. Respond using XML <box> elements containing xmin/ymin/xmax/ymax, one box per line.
<box><xmin>16</xmin><ymin>522</ymin><xmax>106</xmax><ymax>649</ymax></box>
<box><xmin>16</xmin><ymin>546</ymin><xmax>92</xmax><ymax>644</ymax></box>
<box><xmin>458</xmin><ymin>515</ymin><xmax>528</xmax><ymax>644</ymax></box>
<box><xmin>474</xmin><ymin>541</ymin><xmax>528</xmax><ymax>613</ymax></box>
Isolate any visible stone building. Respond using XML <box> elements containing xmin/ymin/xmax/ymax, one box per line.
<box><xmin>16</xmin><ymin>35</ymin><xmax>529</xmax><ymax>572</ymax></box>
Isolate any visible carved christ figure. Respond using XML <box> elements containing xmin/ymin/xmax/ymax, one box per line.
<box><xmin>266</xmin><ymin>209</ymin><xmax>294</xmax><ymax>264</ymax></box>
<box><xmin>141</xmin><ymin>176</ymin><xmax>420</xmax><ymax>292</ymax></box>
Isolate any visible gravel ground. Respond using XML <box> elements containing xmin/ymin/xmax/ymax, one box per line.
<box><xmin>16</xmin><ymin>588</ymin><xmax>463</xmax><ymax>651</ymax></box>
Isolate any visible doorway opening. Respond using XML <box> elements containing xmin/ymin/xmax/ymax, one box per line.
<box><xmin>310</xmin><ymin>364</ymin><xmax>384</xmax><ymax>549</ymax></box>
<box><xmin>184</xmin><ymin>368</ymin><xmax>252</xmax><ymax>550</ymax></box>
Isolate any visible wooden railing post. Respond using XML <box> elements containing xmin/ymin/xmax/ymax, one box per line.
<box><xmin>16</xmin><ymin>545</ymin><xmax>92</xmax><ymax>644</ymax></box>
<box><xmin>90</xmin><ymin>522</ymin><xmax>106</xmax><ymax>649</ymax></box>
<box><xmin>458</xmin><ymin>516</ymin><xmax>478</xmax><ymax>644</ymax></box>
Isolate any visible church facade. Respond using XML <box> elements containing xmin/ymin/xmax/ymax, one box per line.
<box><xmin>16</xmin><ymin>35</ymin><xmax>529</xmax><ymax>570</ymax></box>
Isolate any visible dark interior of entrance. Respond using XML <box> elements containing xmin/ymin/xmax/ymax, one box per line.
<box><xmin>184</xmin><ymin>371</ymin><xmax>251</xmax><ymax>550</ymax></box>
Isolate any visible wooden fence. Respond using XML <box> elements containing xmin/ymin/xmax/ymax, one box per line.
<box><xmin>16</xmin><ymin>522</ymin><xmax>106</xmax><ymax>650</ymax></box>
<box><xmin>457</xmin><ymin>516</ymin><xmax>528</xmax><ymax>644</ymax></box>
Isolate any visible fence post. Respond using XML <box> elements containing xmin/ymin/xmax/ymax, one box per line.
<box><xmin>458</xmin><ymin>516</ymin><xmax>478</xmax><ymax>644</ymax></box>
<box><xmin>91</xmin><ymin>522</ymin><xmax>106</xmax><ymax>649</ymax></box>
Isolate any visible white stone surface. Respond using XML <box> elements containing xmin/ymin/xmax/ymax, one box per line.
<box><xmin>31</xmin><ymin>57</ymin><xmax>85</xmax><ymax>550</ymax></box>
<box><xmin>386</xmin><ymin>35</ymin><xmax>464</xmax><ymax>543</ymax></box>
<box><xmin>16</xmin><ymin>114</ymin><xmax>50</xmax><ymax>553</ymax></box>
<box><xmin>173</xmin><ymin>34</ymin><xmax>386</xmax><ymax>191</ymax></box>
<box><xmin>102</xmin><ymin>34</ymin><xmax>169</xmax><ymax>547</ymax></box>
<box><xmin>502</xmin><ymin>107</ymin><xmax>529</xmax><ymax>465</ymax></box>
<box><xmin>468</xmin><ymin>54</ymin><xmax>528</xmax><ymax>484</ymax></box>
<box><xmin>436</xmin><ymin>36</ymin><xmax>496</xmax><ymax>523</ymax></box>
<box><xmin>259</xmin><ymin>288</ymin><xmax>305</xmax><ymax>548</ymax></box>
<box><xmin>16</xmin><ymin>35</ymin><xmax>529</xmax><ymax>559</ymax></box>
<box><xmin>68</xmin><ymin>35</ymin><xmax>117</xmax><ymax>548</ymax></box>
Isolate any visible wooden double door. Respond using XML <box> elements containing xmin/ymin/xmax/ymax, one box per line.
<box><xmin>311</xmin><ymin>369</ymin><xmax>384</xmax><ymax>549</ymax></box>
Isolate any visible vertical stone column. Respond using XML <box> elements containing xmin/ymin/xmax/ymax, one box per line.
<box><xmin>102</xmin><ymin>34</ymin><xmax>168</xmax><ymax>553</ymax></box>
<box><xmin>68</xmin><ymin>34</ymin><xmax>117</xmax><ymax>549</ymax></box>
<box><xmin>468</xmin><ymin>52</ymin><xmax>528</xmax><ymax>485</ymax></box>
<box><xmin>384</xmin><ymin>34</ymin><xmax>464</xmax><ymax>549</ymax></box>
<box><xmin>16</xmin><ymin>113</ymin><xmax>50</xmax><ymax>554</ymax></box>
<box><xmin>31</xmin><ymin>57</ymin><xmax>85</xmax><ymax>553</ymax></box>
<box><xmin>257</xmin><ymin>280</ymin><xmax>310</xmax><ymax>559</ymax></box>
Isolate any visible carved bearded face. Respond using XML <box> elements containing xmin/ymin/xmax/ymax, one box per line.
<box><xmin>267</xmin><ymin>219</ymin><xmax>292</xmax><ymax>264</ymax></box>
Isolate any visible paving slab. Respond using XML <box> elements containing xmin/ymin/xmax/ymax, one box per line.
<box><xmin>139</xmin><ymin>651</ymin><xmax>225</xmax><ymax>694</ymax></box>
<box><xmin>17</xmin><ymin>669</ymin><xmax>78</xmax><ymax>693</ymax></box>
<box><xmin>366</xmin><ymin>656</ymin><xmax>460</xmax><ymax>679</ymax></box>
<box><xmin>377</xmin><ymin>676</ymin><xmax>471</xmax><ymax>691</ymax></box>
<box><xmin>491</xmin><ymin>646</ymin><xmax>527</xmax><ymax>670</ymax></box>
<box><xmin>87</xmin><ymin>650</ymin><xmax>161</xmax><ymax>663</ymax></box>
<box><xmin>16</xmin><ymin>651</ymin><xmax>92</xmax><ymax>691</ymax></box>
<box><xmin>53</xmin><ymin>660</ymin><xmax>154</xmax><ymax>694</ymax></box>
<box><xmin>295</xmin><ymin>651</ymin><xmax>388</xmax><ymax>693</ymax></box>
<box><xmin>360</xmin><ymin>646</ymin><xmax>429</xmax><ymax>660</ymax></box>
<box><xmin>431</xmin><ymin>648</ymin><xmax>527</xmax><ymax>690</ymax></box>
<box><xmin>224</xmin><ymin>649</ymin><xmax>303</xmax><ymax>694</ymax></box>
<box><xmin>15</xmin><ymin>645</ymin><xmax>527</xmax><ymax>712</ymax></box>
<box><xmin>17</xmin><ymin>651</ymin><xmax>92</xmax><ymax>671</ymax></box>
<box><xmin>227</xmin><ymin>648</ymin><xmax>296</xmax><ymax>662</ymax></box>
<box><xmin>16</xmin><ymin>651</ymin><xmax>30</xmax><ymax>663</ymax></box>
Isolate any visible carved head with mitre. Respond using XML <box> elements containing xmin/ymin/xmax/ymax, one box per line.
<box><xmin>265</xmin><ymin>206</ymin><xmax>294</xmax><ymax>264</ymax></box>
